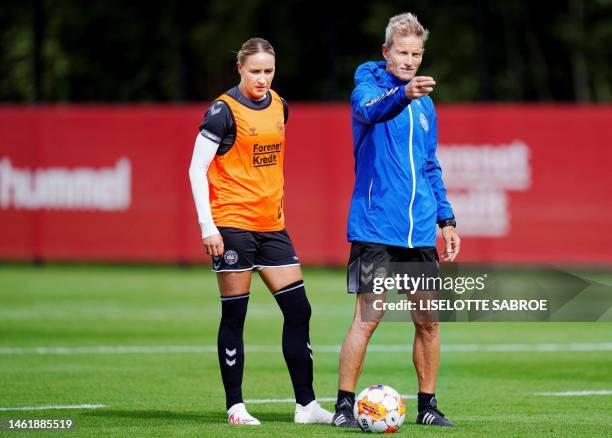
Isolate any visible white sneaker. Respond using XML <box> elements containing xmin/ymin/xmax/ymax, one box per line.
<box><xmin>294</xmin><ymin>400</ymin><xmax>334</xmax><ymax>424</ymax></box>
<box><xmin>227</xmin><ymin>403</ymin><xmax>261</xmax><ymax>425</ymax></box>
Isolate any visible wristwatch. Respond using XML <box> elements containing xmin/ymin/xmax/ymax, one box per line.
<box><xmin>437</xmin><ymin>217</ymin><xmax>456</xmax><ymax>229</ymax></box>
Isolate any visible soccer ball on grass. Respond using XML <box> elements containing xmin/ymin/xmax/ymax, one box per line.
<box><xmin>354</xmin><ymin>384</ymin><xmax>406</xmax><ymax>433</ymax></box>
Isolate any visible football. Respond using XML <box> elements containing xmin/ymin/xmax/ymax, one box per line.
<box><xmin>354</xmin><ymin>384</ymin><xmax>406</xmax><ymax>433</ymax></box>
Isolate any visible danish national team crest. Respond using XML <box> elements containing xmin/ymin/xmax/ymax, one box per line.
<box><xmin>224</xmin><ymin>250</ymin><xmax>239</xmax><ymax>265</ymax></box>
<box><xmin>419</xmin><ymin>113</ymin><xmax>429</xmax><ymax>132</ymax></box>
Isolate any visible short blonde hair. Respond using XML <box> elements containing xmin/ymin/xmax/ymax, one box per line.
<box><xmin>384</xmin><ymin>13</ymin><xmax>429</xmax><ymax>48</ymax></box>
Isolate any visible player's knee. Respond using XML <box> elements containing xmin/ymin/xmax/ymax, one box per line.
<box><xmin>414</xmin><ymin>321</ymin><xmax>439</xmax><ymax>337</ymax></box>
<box><xmin>274</xmin><ymin>281</ymin><xmax>311</xmax><ymax>325</ymax></box>
<box><xmin>220</xmin><ymin>294</ymin><xmax>250</xmax><ymax>329</ymax></box>
<box><xmin>303</xmin><ymin>297</ymin><xmax>312</xmax><ymax>322</ymax></box>
<box><xmin>286</xmin><ymin>296</ymin><xmax>311</xmax><ymax>325</ymax></box>
<box><xmin>352</xmin><ymin>319</ymin><xmax>379</xmax><ymax>338</ymax></box>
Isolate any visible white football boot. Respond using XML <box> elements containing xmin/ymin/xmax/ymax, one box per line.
<box><xmin>227</xmin><ymin>403</ymin><xmax>261</xmax><ymax>425</ymax></box>
<box><xmin>294</xmin><ymin>400</ymin><xmax>334</xmax><ymax>424</ymax></box>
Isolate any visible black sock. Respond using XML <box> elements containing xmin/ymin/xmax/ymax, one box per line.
<box><xmin>418</xmin><ymin>392</ymin><xmax>436</xmax><ymax>412</ymax></box>
<box><xmin>336</xmin><ymin>389</ymin><xmax>355</xmax><ymax>408</ymax></box>
<box><xmin>273</xmin><ymin>280</ymin><xmax>315</xmax><ymax>406</ymax></box>
<box><xmin>218</xmin><ymin>293</ymin><xmax>249</xmax><ymax>410</ymax></box>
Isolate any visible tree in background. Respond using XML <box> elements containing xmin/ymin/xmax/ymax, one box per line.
<box><xmin>0</xmin><ymin>0</ymin><xmax>610</xmax><ymax>102</ymax></box>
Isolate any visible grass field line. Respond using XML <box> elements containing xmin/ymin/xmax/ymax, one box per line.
<box><xmin>244</xmin><ymin>395</ymin><xmax>417</xmax><ymax>404</ymax></box>
<box><xmin>1</xmin><ymin>342</ymin><xmax>612</xmax><ymax>355</ymax></box>
<box><xmin>534</xmin><ymin>390</ymin><xmax>612</xmax><ymax>396</ymax></box>
<box><xmin>0</xmin><ymin>404</ymin><xmax>106</xmax><ymax>412</ymax></box>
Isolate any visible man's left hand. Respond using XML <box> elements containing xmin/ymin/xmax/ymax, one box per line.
<box><xmin>441</xmin><ymin>226</ymin><xmax>460</xmax><ymax>262</ymax></box>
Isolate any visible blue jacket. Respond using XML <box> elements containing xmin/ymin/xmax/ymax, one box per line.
<box><xmin>347</xmin><ymin>61</ymin><xmax>454</xmax><ymax>248</ymax></box>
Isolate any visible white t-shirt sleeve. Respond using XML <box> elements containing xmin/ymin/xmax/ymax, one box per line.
<box><xmin>188</xmin><ymin>133</ymin><xmax>220</xmax><ymax>238</ymax></box>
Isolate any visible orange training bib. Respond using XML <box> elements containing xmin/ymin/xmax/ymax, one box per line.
<box><xmin>207</xmin><ymin>90</ymin><xmax>286</xmax><ymax>231</ymax></box>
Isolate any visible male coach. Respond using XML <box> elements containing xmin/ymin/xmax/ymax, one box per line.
<box><xmin>332</xmin><ymin>13</ymin><xmax>460</xmax><ymax>428</ymax></box>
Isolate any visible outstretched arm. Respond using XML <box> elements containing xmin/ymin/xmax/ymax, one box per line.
<box><xmin>352</xmin><ymin>76</ymin><xmax>437</xmax><ymax>124</ymax></box>
<box><xmin>351</xmin><ymin>83</ymin><xmax>410</xmax><ymax>124</ymax></box>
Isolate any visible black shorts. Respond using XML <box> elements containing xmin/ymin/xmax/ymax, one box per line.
<box><xmin>347</xmin><ymin>242</ymin><xmax>439</xmax><ymax>293</ymax></box>
<box><xmin>212</xmin><ymin>227</ymin><xmax>300</xmax><ymax>272</ymax></box>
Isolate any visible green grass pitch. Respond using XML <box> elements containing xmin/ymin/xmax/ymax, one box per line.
<box><xmin>0</xmin><ymin>265</ymin><xmax>611</xmax><ymax>436</ymax></box>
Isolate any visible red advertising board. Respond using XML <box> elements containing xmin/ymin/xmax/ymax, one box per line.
<box><xmin>0</xmin><ymin>104</ymin><xmax>611</xmax><ymax>264</ymax></box>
